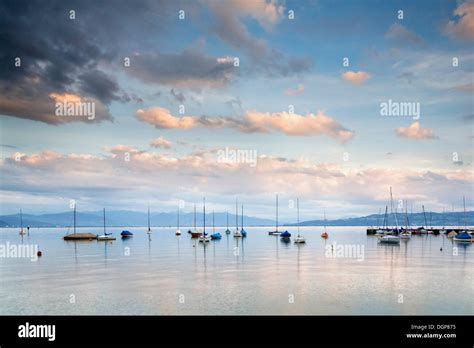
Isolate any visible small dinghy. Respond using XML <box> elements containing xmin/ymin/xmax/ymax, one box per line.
<box><xmin>211</xmin><ymin>233</ymin><xmax>222</xmax><ymax>240</ymax></box>
<box><xmin>280</xmin><ymin>230</ymin><xmax>291</xmax><ymax>242</ymax></box>
<box><xmin>453</xmin><ymin>231</ymin><xmax>473</xmax><ymax>243</ymax></box>
<box><xmin>121</xmin><ymin>230</ymin><xmax>133</xmax><ymax>238</ymax></box>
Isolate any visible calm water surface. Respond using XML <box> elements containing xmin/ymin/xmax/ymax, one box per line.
<box><xmin>0</xmin><ymin>226</ymin><xmax>472</xmax><ymax>315</ymax></box>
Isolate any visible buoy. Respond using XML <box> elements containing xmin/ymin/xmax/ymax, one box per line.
<box><xmin>440</xmin><ymin>247</ymin><xmax>443</xmax><ymax>251</ymax></box>
<box><xmin>37</xmin><ymin>251</ymin><xmax>42</xmax><ymax>257</ymax></box>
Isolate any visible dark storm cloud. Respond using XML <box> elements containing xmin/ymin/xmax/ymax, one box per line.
<box><xmin>170</xmin><ymin>89</ymin><xmax>186</xmax><ymax>103</ymax></box>
<box><xmin>78</xmin><ymin>70</ymin><xmax>123</xmax><ymax>104</ymax></box>
<box><xmin>127</xmin><ymin>49</ymin><xmax>236</xmax><ymax>88</ymax></box>
<box><xmin>0</xmin><ymin>0</ymin><xmax>174</xmax><ymax>124</ymax></box>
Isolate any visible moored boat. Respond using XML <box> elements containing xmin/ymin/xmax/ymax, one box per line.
<box><xmin>121</xmin><ymin>230</ymin><xmax>133</xmax><ymax>238</ymax></box>
<box><xmin>198</xmin><ymin>198</ymin><xmax>211</xmax><ymax>243</ymax></box>
<box><xmin>97</xmin><ymin>208</ymin><xmax>116</xmax><ymax>241</ymax></box>
<box><xmin>294</xmin><ymin>199</ymin><xmax>306</xmax><ymax>244</ymax></box>
<box><xmin>268</xmin><ymin>194</ymin><xmax>281</xmax><ymax>235</ymax></box>
<box><xmin>64</xmin><ymin>204</ymin><xmax>97</xmax><ymax>240</ymax></box>
<box><xmin>453</xmin><ymin>231</ymin><xmax>473</xmax><ymax>243</ymax></box>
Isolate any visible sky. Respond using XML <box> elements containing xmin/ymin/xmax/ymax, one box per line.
<box><xmin>0</xmin><ymin>0</ymin><xmax>473</xmax><ymax>220</ymax></box>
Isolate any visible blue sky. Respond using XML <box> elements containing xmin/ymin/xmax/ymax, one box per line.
<box><xmin>0</xmin><ymin>0</ymin><xmax>472</xmax><ymax>220</ymax></box>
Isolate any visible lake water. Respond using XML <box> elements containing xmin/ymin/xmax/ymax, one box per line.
<box><xmin>0</xmin><ymin>226</ymin><xmax>472</xmax><ymax>315</ymax></box>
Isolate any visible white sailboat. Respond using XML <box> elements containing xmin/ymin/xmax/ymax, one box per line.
<box><xmin>379</xmin><ymin>187</ymin><xmax>400</xmax><ymax>244</ymax></box>
<box><xmin>176</xmin><ymin>206</ymin><xmax>181</xmax><ymax>235</ymax></box>
<box><xmin>199</xmin><ymin>198</ymin><xmax>211</xmax><ymax>243</ymax></box>
<box><xmin>233</xmin><ymin>198</ymin><xmax>242</xmax><ymax>238</ymax></box>
<box><xmin>97</xmin><ymin>208</ymin><xmax>116</xmax><ymax>241</ymax></box>
<box><xmin>19</xmin><ymin>209</ymin><xmax>26</xmax><ymax>235</ymax></box>
<box><xmin>400</xmin><ymin>201</ymin><xmax>411</xmax><ymax>239</ymax></box>
<box><xmin>294</xmin><ymin>198</ymin><xmax>306</xmax><ymax>244</ymax></box>
<box><xmin>268</xmin><ymin>194</ymin><xmax>281</xmax><ymax>235</ymax></box>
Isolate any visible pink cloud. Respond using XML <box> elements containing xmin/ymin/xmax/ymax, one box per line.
<box><xmin>150</xmin><ymin>136</ymin><xmax>172</xmax><ymax>149</ymax></box>
<box><xmin>135</xmin><ymin>107</ymin><xmax>353</xmax><ymax>142</ymax></box>
<box><xmin>136</xmin><ymin>107</ymin><xmax>196</xmax><ymax>129</ymax></box>
<box><xmin>444</xmin><ymin>1</ymin><xmax>474</xmax><ymax>41</ymax></box>
<box><xmin>342</xmin><ymin>71</ymin><xmax>372</xmax><ymax>85</ymax></box>
<box><xmin>395</xmin><ymin>122</ymin><xmax>438</xmax><ymax>140</ymax></box>
<box><xmin>244</xmin><ymin>111</ymin><xmax>354</xmax><ymax>141</ymax></box>
<box><xmin>285</xmin><ymin>83</ymin><xmax>305</xmax><ymax>96</ymax></box>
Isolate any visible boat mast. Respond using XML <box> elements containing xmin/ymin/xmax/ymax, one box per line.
<box><xmin>241</xmin><ymin>204</ymin><xmax>244</xmax><ymax>230</ymax></box>
<box><xmin>235</xmin><ymin>198</ymin><xmax>238</xmax><ymax>231</ymax></box>
<box><xmin>377</xmin><ymin>207</ymin><xmax>381</xmax><ymax>229</ymax></box>
<box><xmin>422</xmin><ymin>205</ymin><xmax>427</xmax><ymax>228</ymax></box>
<box><xmin>177</xmin><ymin>207</ymin><xmax>180</xmax><ymax>230</ymax></box>
<box><xmin>20</xmin><ymin>209</ymin><xmax>23</xmax><ymax>233</ymax></box>
<box><xmin>103</xmin><ymin>208</ymin><xmax>106</xmax><ymax>235</ymax></box>
<box><xmin>276</xmin><ymin>194</ymin><xmax>279</xmax><ymax>232</ymax></box>
<box><xmin>203</xmin><ymin>198</ymin><xmax>206</xmax><ymax>235</ymax></box>
<box><xmin>226</xmin><ymin>212</ymin><xmax>229</xmax><ymax>230</ymax></box>
<box><xmin>390</xmin><ymin>186</ymin><xmax>398</xmax><ymax>230</ymax></box>
<box><xmin>463</xmin><ymin>196</ymin><xmax>467</xmax><ymax>229</ymax></box>
<box><xmin>193</xmin><ymin>204</ymin><xmax>196</xmax><ymax>231</ymax></box>
<box><xmin>297</xmin><ymin>198</ymin><xmax>300</xmax><ymax>237</ymax></box>
<box><xmin>405</xmin><ymin>201</ymin><xmax>408</xmax><ymax>230</ymax></box>
<box><xmin>147</xmin><ymin>206</ymin><xmax>151</xmax><ymax>232</ymax></box>
<box><xmin>74</xmin><ymin>204</ymin><xmax>76</xmax><ymax>234</ymax></box>
<box><xmin>212</xmin><ymin>210</ymin><xmax>215</xmax><ymax>233</ymax></box>
<box><xmin>324</xmin><ymin>208</ymin><xmax>327</xmax><ymax>232</ymax></box>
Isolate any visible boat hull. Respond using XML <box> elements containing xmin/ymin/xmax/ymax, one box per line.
<box><xmin>64</xmin><ymin>233</ymin><xmax>97</xmax><ymax>241</ymax></box>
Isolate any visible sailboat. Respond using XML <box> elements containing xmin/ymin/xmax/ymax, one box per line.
<box><xmin>64</xmin><ymin>204</ymin><xmax>97</xmax><ymax>240</ymax></box>
<box><xmin>97</xmin><ymin>208</ymin><xmax>116</xmax><ymax>241</ymax></box>
<box><xmin>147</xmin><ymin>206</ymin><xmax>152</xmax><ymax>234</ymax></box>
<box><xmin>225</xmin><ymin>212</ymin><xmax>231</xmax><ymax>235</ymax></box>
<box><xmin>376</xmin><ymin>206</ymin><xmax>388</xmax><ymax>235</ymax></box>
<box><xmin>400</xmin><ymin>201</ymin><xmax>411</xmax><ymax>239</ymax></box>
<box><xmin>279</xmin><ymin>199</ymin><xmax>291</xmax><ymax>241</ymax></box>
<box><xmin>419</xmin><ymin>205</ymin><xmax>429</xmax><ymax>234</ymax></box>
<box><xmin>240</xmin><ymin>204</ymin><xmax>247</xmax><ymax>237</ymax></box>
<box><xmin>175</xmin><ymin>207</ymin><xmax>181</xmax><ymax>235</ymax></box>
<box><xmin>321</xmin><ymin>209</ymin><xmax>328</xmax><ymax>238</ymax></box>
<box><xmin>294</xmin><ymin>198</ymin><xmax>306</xmax><ymax>244</ymax></box>
<box><xmin>454</xmin><ymin>196</ymin><xmax>473</xmax><ymax>243</ymax></box>
<box><xmin>233</xmin><ymin>199</ymin><xmax>242</xmax><ymax>238</ymax></box>
<box><xmin>269</xmin><ymin>194</ymin><xmax>286</xmax><ymax>235</ymax></box>
<box><xmin>19</xmin><ymin>209</ymin><xmax>26</xmax><ymax>235</ymax></box>
<box><xmin>379</xmin><ymin>187</ymin><xmax>400</xmax><ymax>244</ymax></box>
<box><xmin>190</xmin><ymin>204</ymin><xmax>202</xmax><ymax>238</ymax></box>
<box><xmin>199</xmin><ymin>198</ymin><xmax>211</xmax><ymax>243</ymax></box>
<box><xmin>210</xmin><ymin>211</ymin><xmax>222</xmax><ymax>240</ymax></box>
